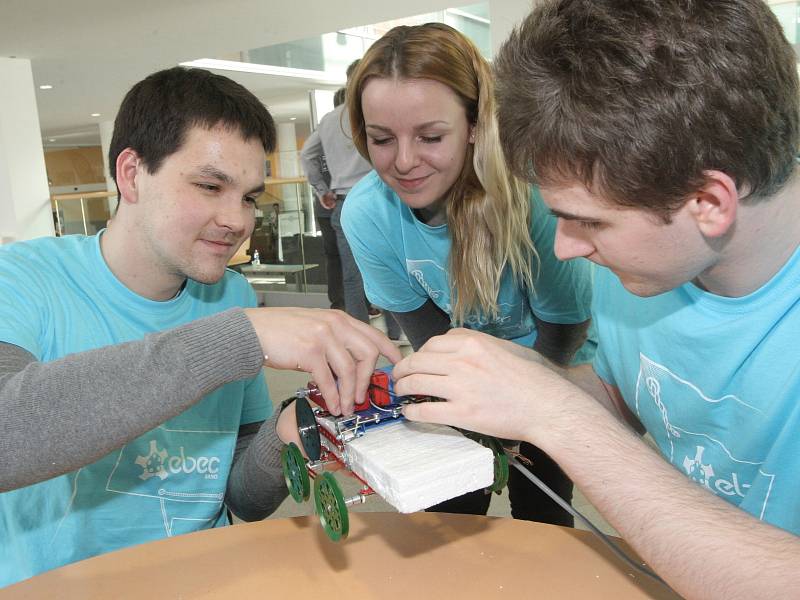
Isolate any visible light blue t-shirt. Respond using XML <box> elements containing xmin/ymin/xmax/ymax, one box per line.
<box><xmin>342</xmin><ymin>170</ymin><xmax>595</xmax><ymax>360</ymax></box>
<box><xmin>0</xmin><ymin>233</ymin><xmax>271</xmax><ymax>587</ymax></box>
<box><xmin>592</xmin><ymin>254</ymin><xmax>800</xmax><ymax>535</ymax></box>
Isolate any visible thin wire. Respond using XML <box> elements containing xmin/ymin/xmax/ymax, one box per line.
<box><xmin>366</xmin><ymin>383</ymin><xmax>666</xmax><ymax>584</ymax></box>
<box><xmin>509</xmin><ymin>456</ymin><xmax>668</xmax><ymax>586</ymax></box>
<box><xmin>368</xmin><ymin>382</ymin><xmax>443</xmax><ymax>406</ymax></box>
<box><xmin>368</xmin><ymin>381</ymin><xmax>400</xmax><ymax>400</ymax></box>
<box><xmin>369</xmin><ymin>400</ymin><xmax>395</xmax><ymax>413</ymax></box>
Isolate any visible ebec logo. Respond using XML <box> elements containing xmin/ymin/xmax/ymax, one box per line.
<box><xmin>135</xmin><ymin>440</ymin><xmax>221</xmax><ymax>481</ymax></box>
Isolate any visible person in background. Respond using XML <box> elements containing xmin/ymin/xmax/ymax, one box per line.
<box><xmin>300</xmin><ymin>61</ymin><xmax>405</xmax><ymax>343</ymax></box>
<box><xmin>304</xmin><ymin>87</ymin><xmax>345</xmax><ymax>311</ymax></box>
<box><xmin>342</xmin><ymin>23</ymin><xmax>594</xmax><ymax>525</ymax></box>
<box><xmin>394</xmin><ymin>1</ymin><xmax>800</xmax><ymax>597</ymax></box>
<box><xmin>0</xmin><ymin>66</ymin><xmax>399</xmax><ymax>588</ymax></box>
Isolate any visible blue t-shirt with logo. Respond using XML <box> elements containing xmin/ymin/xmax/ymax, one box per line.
<box><xmin>342</xmin><ymin>170</ymin><xmax>595</xmax><ymax>360</ymax></box>
<box><xmin>0</xmin><ymin>233</ymin><xmax>271</xmax><ymax>587</ymax></box>
<box><xmin>592</xmin><ymin>254</ymin><xmax>800</xmax><ymax>535</ymax></box>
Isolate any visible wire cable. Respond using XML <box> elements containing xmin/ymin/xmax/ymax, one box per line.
<box><xmin>371</xmin><ymin>380</ymin><xmax>668</xmax><ymax>585</ymax></box>
<box><xmin>509</xmin><ymin>455</ymin><xmax>668</xmax><ymax>586</ymax></box>
<box><xmin>369</xmin><ymin>399</ymin><xmax>395</xmax><ymax>412</ymax></box>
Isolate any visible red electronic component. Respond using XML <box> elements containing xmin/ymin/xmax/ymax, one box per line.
<box><xmin>306</xmin><ymin>371</ymin><xmax>393</xmax><ymax>413</ymax></box>
<box><xmin>366</xmin><ymin>371</ymin><xmax>392</xmax><ymax>408</ymax></box>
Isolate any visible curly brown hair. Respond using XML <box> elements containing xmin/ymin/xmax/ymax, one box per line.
<box><xmin>495</xmin><ymin>0</ymin><xmax>799</xmax><ymax>219</ymax></box>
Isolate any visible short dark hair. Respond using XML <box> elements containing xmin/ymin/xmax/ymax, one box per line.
<box><xmin>109</xmin><ymin>67</ymin><xmax>276</xmax><ymax>186</ymax></box>
<box><xmin>333</xmin><ymin>87</ymin><xmax>346</xmax><ymax>107</ymax></box>
<box><xmin>495</xmin><ymin>0</ymin><xmax>799</xmax><ymax>217</ymax></box>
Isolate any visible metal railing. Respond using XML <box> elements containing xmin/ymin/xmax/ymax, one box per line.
<box><xmin>50</xmin><ymin>190</ymin><xmax>115</xmax><ymax>236</ymax></box>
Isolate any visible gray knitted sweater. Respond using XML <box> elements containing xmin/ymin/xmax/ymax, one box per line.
<box><xmin>0</xmin><ymin>308</ymin><xmax>288</xmax><ymax>520</ymax></box>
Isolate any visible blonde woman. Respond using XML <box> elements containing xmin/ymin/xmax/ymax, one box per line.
<box><xmin>341</xmin><ymin>23</ymin><xmax>593</xmax><ymax>524</ymax></box>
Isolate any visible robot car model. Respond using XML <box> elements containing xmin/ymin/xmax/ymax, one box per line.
<box><xmin>280</xmin><ymin>371</ymin><xmax>508</xmax><ymax>541</ymax></box>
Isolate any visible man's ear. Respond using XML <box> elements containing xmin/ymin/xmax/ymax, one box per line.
<box><xmin>115</xmin><ymin>148</ymin><xmax>142</xmax><ymax>205</ymax></box>
<box><xmin>686</xmin><ymin>170</ymin><xmax>738</xmax><ymax>238</ymax></box>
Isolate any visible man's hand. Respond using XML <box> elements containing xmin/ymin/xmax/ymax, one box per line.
<box><xmin>393</xmin><ymin>328</ymin><xmax>583</xmax><ymax>445</ymax></box>
<box><xmin>244</xmin><ymin>307</ymin><xmax>401</xmax><ymax>416</ymax></box>
<box><xmin>320</xmin><ymin>191</ymin><xmax>337</xmax><ymax>210</ymax></box>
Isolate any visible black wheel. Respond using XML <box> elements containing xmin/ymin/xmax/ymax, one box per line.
<box><xmin>314</xmin><ymin>472</ymin><xmax>349</xmax><ymax>541</ymax></box>
<box><xmin>295</xmin><ymin>397</ymin><xmax>321</xmax><ymax>461</ymax></box>
<box><xmin>281</xmin><ymin>442</ymin><xmax>310</xmax><ymax>503</ymax></box>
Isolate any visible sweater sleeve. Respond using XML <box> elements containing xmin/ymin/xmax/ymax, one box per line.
<box><xmin>387</xmin><ymin>300</ymin><xmax>452</xmax><ymax>351</ymax></box>
<box><xmin>225</xmin><ymin>413</ymin><xmax>289</xmax><ymax>521</ymax></box>
<box><xmin>299</xmin><ymin>129</ymin><xmax>329</xmax><ymax>197</ymax></box>
<box><xmin>0</xmin><ymin>308</ymin><xmax>265</xmax><ymax>492</ymax></box>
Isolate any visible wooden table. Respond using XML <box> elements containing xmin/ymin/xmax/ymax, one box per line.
<box><xmin>2</xmin><ymin>513</ymin><xmax>678</xmax><ymax>599</ymax></box>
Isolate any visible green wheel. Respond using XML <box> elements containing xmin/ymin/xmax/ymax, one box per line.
<box><xmin>282</xmin><ymin>443</ymin><xmax>310</xmax><ymax>503</ymax></box>
<box><xmin>464</xmin><ymin>434</ymin><xmax>509</xmax><ymax>494</ymax></box>
<box><xmin>485</xmin><ymin>437</ymin><xmax>509</xmax><ymax>493</ymax></box>
<box><xmin>461</xmin><ymin>432</ymin><xmax>509</xmax><ymax>494</ymax></box>
<box><xmin>314</xmin><ymin>472</ymin><xmax>349</xmax><ymax>541</ymax></box>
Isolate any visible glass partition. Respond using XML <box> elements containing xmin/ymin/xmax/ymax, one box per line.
<box><xmin>244</xmin><ymin>172</ymin><xmax>323</xmax><ymax>295</ymax></box>
<box><xmin>51</xmin><ymin>191</ymin><xmax>113</xmax><ymax>236</ymax></box>
<box><xmin>244</xmin><ymin>2</ymin><xmax>492</xmax><ymax>77</ymax></box>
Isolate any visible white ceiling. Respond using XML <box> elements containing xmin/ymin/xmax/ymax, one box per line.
<box><xmin>0</xmin><ymin>0</ymin><xmax>455</xmax><ymax>147</ymax></box>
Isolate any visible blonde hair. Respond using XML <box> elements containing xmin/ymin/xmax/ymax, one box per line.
<box><xmin>348</xmin><ymin>23</ymin><xmax>536</xmax><ymax>324</ymax></box>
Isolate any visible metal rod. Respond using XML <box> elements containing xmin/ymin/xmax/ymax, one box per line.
<box><xmin>79</xmin><ymin>197</ymin><xmax>88</xmax><ymax>235</ymax></box>
<box><xmin>509</xmin><ymin>456</ymin><xmax>667</xmax><ymax>586</ymax></box>
<box><xmin>344</xmin><ymin>494</ymin><xmax>366</xmax><ymax>507</ymax></box>
<box><xmin>54</xmin><ymin>200</ymin><xmax>63</xmax><ymax>236</ymax></box>
<box><xmin>297</xmin><ymin>182</ymin><xmax>308</xmax><ymax>293</ymax></box>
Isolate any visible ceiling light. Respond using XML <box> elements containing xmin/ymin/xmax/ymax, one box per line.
<box><xmin>179</xmin><ymin>58</ymin><xmax>346</xmax><ymax>85</ymax></box>
<box><xmin>39</xmin><ymin>84</ymin><xmax>53</xmax><ymax>90</ymax></box>
<box><xmin>289</xmin><ymin>117</ymin><xmax>297</xmax><ymax>121</ymax></box>
<box><xmin>91</xmin><ymin>113</ymin><xmax>101</xmax><ymax>117</ymax></box>
<box><xmin>48</xmin><ymin>138</ymin><xmax>56</xmax><ymax>142</ymax></box>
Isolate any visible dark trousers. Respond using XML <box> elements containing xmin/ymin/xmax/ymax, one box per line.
<box><xmin>316</xmin><ymin>215</ymin><xmax>344</xmax><ymax>310</ymax></box>
<box><xmin>331</xmin><ymin>197</ymin><xmax>401</xmax><ymax>338</ymax></box>
<box><xmin>426</xmin><ymin>442</ymin><xmax>574</xmax><ymax>526</ymax></box>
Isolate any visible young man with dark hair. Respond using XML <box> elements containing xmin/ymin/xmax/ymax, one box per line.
<box><xmin>0</xmin><ymin>66</ymin><xmax>399</xmax><ymax>587</ymax></box>
<box><xmin>394</xmin><ymin>1</ymin><xmax>800</xmax><ymax>597</ymax></box>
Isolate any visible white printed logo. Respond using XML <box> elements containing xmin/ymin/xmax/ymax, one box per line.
<box><xmin>682</xmin><ymin>445</ymin><xmax>715</xmax><ymax>486</ymax></box>
<box><xmin>636</xmin><ymin>354</ymin><xmax>775</xmax><ymax>519</ymax></box>
<box><xmin>683</xmin><ymin>445</ymin><xmax>752</xmax><ymax>498</ymax></box>
<box><xmin>406</xmin><ymin>259</ymin><xmax>451</xmax><ymax>311</ymax></box>
<box><xmin>135</xmin><ymin>440</ymin><xmax>169</xmax><ymax>480</ymax></box>
<box><xmin>135</xmin><ymin>440</ymin><xmax>221</xmax><ymax>481</ymax></box>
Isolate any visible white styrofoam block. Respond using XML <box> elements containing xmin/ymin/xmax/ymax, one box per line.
<box><xmin>345</xmin><ymin>420</ymin><xmax>494</xmax><ymax>513</ymax></box>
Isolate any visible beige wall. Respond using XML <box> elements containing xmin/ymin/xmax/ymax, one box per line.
<box><xmin>45</xmin><ymin>146</ymin><xmax>105</xmax><ymax>187</ymax></box>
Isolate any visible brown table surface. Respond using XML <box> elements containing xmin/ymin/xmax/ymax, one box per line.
<box><xmin>3</xmin><ymin>513</ymin><xmax>678</xmax><ymax>599</ymax></box>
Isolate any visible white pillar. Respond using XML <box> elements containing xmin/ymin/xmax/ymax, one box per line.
<box><xmin>98</xmin><ymin>120</ymin><xmax>117</xmax><ymax>217</ymax></box>
<box><xmin>276</xmin><ymin>122</ymin><xmax>303</xmax><ymax>237</ymax></box>
<box><xmin>0</xmin><ymin>58</ymin><xmax>54</xmax><ymax>242</ymax></box>
<box><xmin>277</xmin><ymin>122</ymin><xmax>299</xmax><ymax>179</ymax></box>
